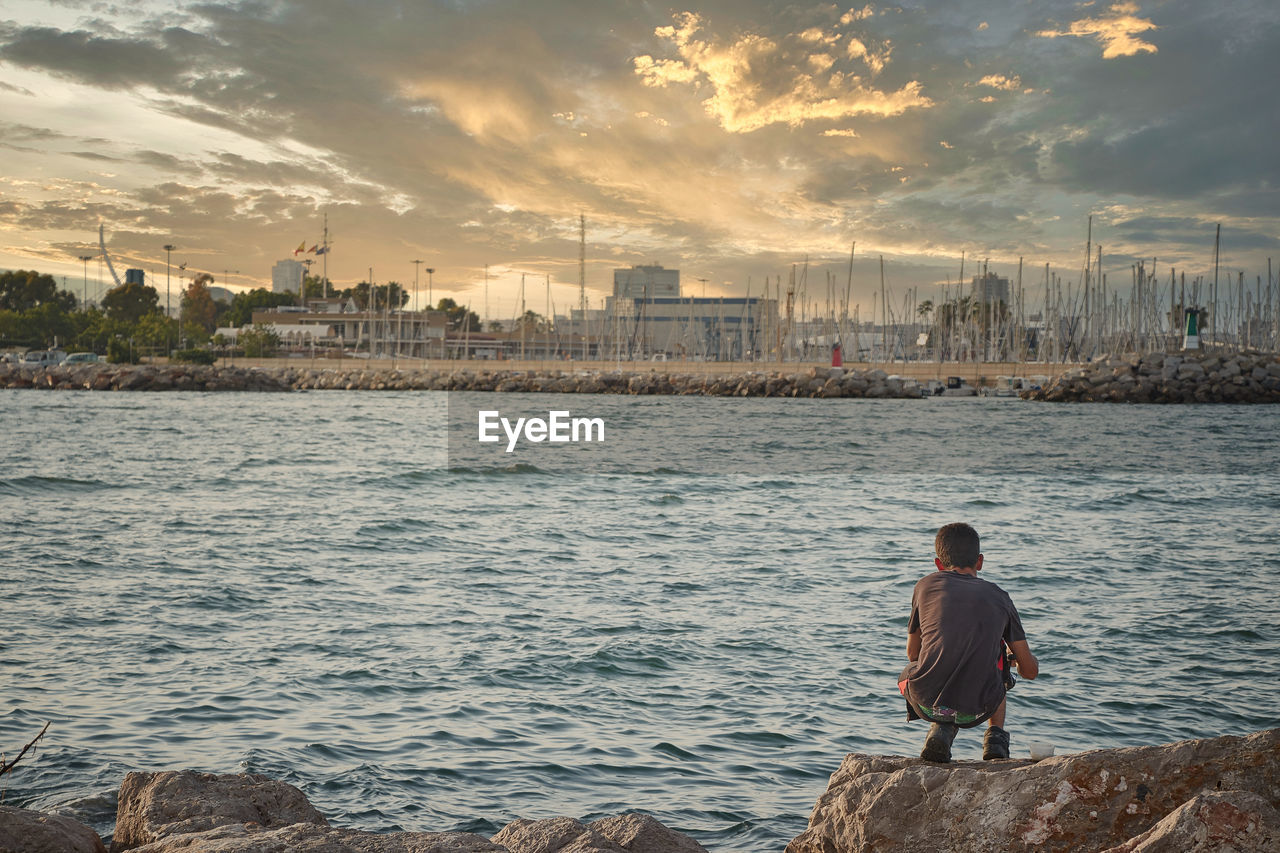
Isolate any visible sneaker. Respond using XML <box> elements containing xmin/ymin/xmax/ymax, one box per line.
<box><xmin>983</xmin><ymin>725</ymin><xmax>1010</xmax><ymax>760</ymax></box>
<box><xmin>921</xmin><ymin>722</ymin><xmax>958</xmax><ymax>762</ymax></box>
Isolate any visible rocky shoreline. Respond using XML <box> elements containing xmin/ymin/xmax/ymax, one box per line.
<box><xmin>5</xmin><ymin>352</ymin><xmax>1280</xmax><ymax>402</ymax></box>
<box><xmin>1021</xmin><ymin>350</ymin><xmax>1280</xmax><ymax>403</ymax></box>
<box><xmin>0</xmin><ymin>363</ymin><xmax>923</xmax><ymax>398</ymax></box>
<box><xmin>0</xmin><ymin>770</ymin><xmax>709</xmax><ymax>853</ymax></box>
<box><xmin>2</xmin><ymin>729</ymin><xmax>1275</xmax><ymax>852</ymax></box>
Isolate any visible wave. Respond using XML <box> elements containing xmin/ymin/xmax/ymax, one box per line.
<box><xmin>0</xmin><ymin>475</ymin><xmax>119</xmax><ymax>495</ymax></box>
<box><xmin>445</xmin><ymin>463</ymin><xmax>549</xmax><ymax>476</ymax></box>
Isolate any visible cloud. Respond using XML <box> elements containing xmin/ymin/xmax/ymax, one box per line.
<box><xmin>1036</xmin><ymin>2</ymin><xmax>1159</xmax><ymax>59</ymax></box>
<box><xmin>0</xmin><ymin>24</ymin><xmax>191</xmax><ymax>88</ymax></box>
<box><xmin>977</xmin><ymin>73</ymin><xmax>1021</xmax><ymax>91</ymax></box>
<box><xmin>0</xmin><ymin>0</ymin><xmax>1277</xmax><ymax>297</ymax></box>
<box><xmin>633</xmin><ymin>11</ymin><xmax>932</xmax><ymax>133</ymax></box>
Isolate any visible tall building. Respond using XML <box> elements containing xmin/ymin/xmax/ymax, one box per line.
<box><xmin>971</xmin><ymin>271</ymin><xmax>1010</xmax><ymax>306</ymax></box>
<box><xmin>613</xmin><ymin>264</ymin><xmax>680</xmax><ymax>299</ymax></box>
<box><xmin>272</xmin><ymin>259</ymin><xmax>304</xmax><ymax>294</ymax></box>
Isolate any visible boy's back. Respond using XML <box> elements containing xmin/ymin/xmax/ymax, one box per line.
<box><xmin>905</xmin><ymin>570</ymin><xmax>1024</xmax><ymax>721</ymax></box>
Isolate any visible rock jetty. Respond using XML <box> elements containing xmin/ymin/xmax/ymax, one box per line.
<box><xmin>1022</xmin><ymin>351</ymin><xmax>1280</xmax><ymax>403</ymax></box>
<box><xmin>0</xmin><ymin>769</ymin><xmax>709</xmax><ymax>853</ymax></box>
<box><xmin>0</xmin><ymin>363</ymin><xmax>923</xmax><ymax>398</ymax></box>
<box><xmin>785</xmin><ymin>727</ymin><xmax>1279</xmax><ymax>853</ymax></box>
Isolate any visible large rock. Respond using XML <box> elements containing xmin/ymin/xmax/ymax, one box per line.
<box><xmin>111</xmin><ymin>771</ymin><xmax>328</xmax><ymax>850</ymax></box>
<box><xmin>492</xmin><ymin>813</ymin><xmax>707</xmax><ymax>853</ymax></box>
<box><xmin>786</xmin><ymin>728</ymin><xmax>1280</xmax><ymax>853</ymax></box>
<box><xmin>0</xmin><ymin>805</ymin><xmax>107</xmax><ymax>853</ymax></box>
<box><xmin>1099</xmin><ymin>790</ymin><xmax>1279</xmax><ymax>853</ymax></box>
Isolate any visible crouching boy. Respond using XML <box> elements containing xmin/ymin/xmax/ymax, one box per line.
<box><xmin>899</xmin><ymin>522</ymin><xmax>1039</xmax><ymax>762</ymax></box>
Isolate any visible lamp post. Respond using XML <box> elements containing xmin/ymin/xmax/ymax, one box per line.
<box><xmin>426</xmin><ymin>268</ymin><xmax>435</xmax><ymax>358</ymax></box>
<box><xmin>78</xmin><ymin>255</ymin><xmax>93</xmax><ymax>310</ymax></box>
<box><xmin>411</xmin><ymin>260</ymin><xmax>422</xmax><ymax>359</ymax></box>
<box><xmin>163</xmin><ymin>244</ymin><xmax>175</xmax><ymax>358</ymax></box>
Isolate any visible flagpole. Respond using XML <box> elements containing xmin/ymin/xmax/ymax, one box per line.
<box><xmin>322</xmin><ymin>213</ymin><xmax>329</xmax><ymax>299</ymax></box>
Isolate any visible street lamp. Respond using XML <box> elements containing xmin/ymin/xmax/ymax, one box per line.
<box><xmin>426</xmin><ymin>268</ymin><xmax>435</xmax><ymax>358</ymax></box>
<box><xmin>163</xmin><ymin>244</ymin><xmax>175</xmax><ymax>358</ymax></box>
<box><xmin>78</xmin><ymin>255</ymin><xmax>93</xmax><ymax>310</ymax></box>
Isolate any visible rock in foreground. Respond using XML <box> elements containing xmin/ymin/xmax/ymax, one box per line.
<box><xmin>106</xmin><ymin>770</ymin><xmax>706</xmax><ymax>853</ymax></box>
<box><xmin>0</xmin><ymin>805</ymin><xmax>107</xmax><ymax>853</ymax></box>
<box><xmin>111</xmin><ymin>771</ymin><xmax>328</xmax><ymax>849</ymax></box>
<box><xmin>786</xmin><ymin>728</ymin><xmax>1279</xmax><ymax>853</ymax></box>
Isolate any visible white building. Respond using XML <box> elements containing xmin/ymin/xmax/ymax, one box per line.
<box><xmin>971</xmin><ymin>271</ymin><xmax>1011</xmax><ymax>306</ymax></box>
<box><xmin>272</xmin><ymin>259</ymin><xmax>305</xmax><ymax>295</ymax></box>
<box><xmin>613</xmin><ymin>264</ymin><xmax>680</xmax><ymax>299</ymax></box>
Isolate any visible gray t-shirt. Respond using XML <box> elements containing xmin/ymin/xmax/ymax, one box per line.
<box><xmin>904</xmin><ymin>570</ymin><xmax>1026</xmax><ymax>718</ymax></box>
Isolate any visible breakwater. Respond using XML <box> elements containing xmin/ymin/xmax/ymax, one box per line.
<box><xmin>0</xmin><ymin>362</ymin><xmax>923</xmax><ymax>397</ymax></box>
<box><xmin>6</xmin><ymin>354</ymin><xmax>1279</xmax><ymax>401</ymax></box>
<box><xmin>1021</xmin><ymin>350</ymin><xmax>1280</xmax><ymax>403</ymax></box>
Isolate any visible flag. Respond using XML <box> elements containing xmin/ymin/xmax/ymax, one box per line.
<box><xmin>315</xmin><ymin>246</ymin><xmax>329</xmax><ymax>255</ymax></box>
<box><xmin>307</xmin><ymin>245</ymin><xmax>318</xmax><ymax>254</ymax></box>
<box><xmin>294</xmin><ymin>241</ymin><xmax>306</xmax><ymax>255</ymax></box>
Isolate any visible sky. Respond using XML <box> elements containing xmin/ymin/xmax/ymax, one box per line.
<box><xmin>0</xmin><ymin>0</ymin><xmax>1277</xmax><ymax>320</ymax></box>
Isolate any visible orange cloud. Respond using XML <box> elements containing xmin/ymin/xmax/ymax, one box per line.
<box><xmin>977</xmin><ymin>73</ymin><xmax>1022</xmax><ymax>91</ymax></box>
<box><xmin>633</xmin><ymin>12</ymin><xmax>931</xmax><ymax>134</ymax></box>
<box><xmin>1036</xmin><ymin>1</ymin><xmax>1158</xmax><ymax>59</ymax></box>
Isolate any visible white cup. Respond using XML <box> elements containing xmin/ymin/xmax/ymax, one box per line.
<box><xmin>1028</xmin><ymin>741</ymin><xmax>1055</xmax><ymax>760</ymax></box>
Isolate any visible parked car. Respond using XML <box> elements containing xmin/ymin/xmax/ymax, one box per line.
<box><xmin>62</xmin><ymin>352</ymin><xmax>101</xmax><ymax>365</ymax></box>
<box><xmin>0</xmin><ymin>351</ymin><xmax>20</xmax><ymax>364</ymax></box>
<box><xmin>19</xmin><ymin>349</ymin><xmax>67</xmax><ymax>368</ymax></box>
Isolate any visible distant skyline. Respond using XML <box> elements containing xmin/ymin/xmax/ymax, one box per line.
<box><xmin>1</xmin><ymin>0</ymin><xmax>1277</xmax><ymax>320</ymax></box>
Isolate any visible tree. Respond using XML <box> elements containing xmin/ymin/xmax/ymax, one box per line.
<box><xmin>339</xmin><ymin>281</ymin><xmax>410</xmax><ymax>311</ymax></box>
<box><xmin>435</xmin><ymin>297</ymin><xmax>480</xmax><ymax>332</ymax></box>
<box><xmin>180</xmin><ymin>273</ymin><xmax>218</xmax><ymax>343</ymax></box>
<box><xmin>72</xmin><ymin>309</ymin><xmax>128</xmax><ymax>354</ymax></box>
<box><xmin>0</xmin><ymin>270</ymin><xmax>77</xmax><ymax>312</ymax></box>
<box><xmin>224</xmin><ymin>288</ymin><xmax>297</xmax><ymax>327</ymax></box>
<box><xmin>239</xmin><ymin>323</ymin><xmax>281</xmax><ymax>357</ymax></box>
<box><xmin>303</xmin><ymin>275</ymin><xmax>332</xmax><ymax>300</ymax></box>
<box><xmin>514</xmin><ymin>310</ymin><xmax>550</xmax><ymax>333</ymax></box>
<box><xmin>102</xmin><ymin>281</ymin><xmax>160</xmax><ymax>324</ymax></box>
<box><xmin>134</xmin><ymin>312</ymin><xmax>175</xmax><ymax>348</ymax></box>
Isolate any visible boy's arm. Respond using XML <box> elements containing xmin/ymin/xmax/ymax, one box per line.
<box><xmin>1009</xmin><ymin>639</ymin><xmax>1039</xmax><ymax>680</ymax></box>
<box><xmin>907</xmin><ymin>630</ymin><xmax>921</xmax><ymax>662</ymax></box>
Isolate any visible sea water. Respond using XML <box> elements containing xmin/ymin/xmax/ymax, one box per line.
<box><xmin>1</xmin><ymin>390</ymin><xmax>1278</xmax><ymax>852</ymax></box>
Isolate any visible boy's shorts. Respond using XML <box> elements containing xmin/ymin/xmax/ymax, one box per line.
<box><xmin>898</xmin><ymin>664</ymin><xmax>1000</xmax><ymax>729</ymax></box>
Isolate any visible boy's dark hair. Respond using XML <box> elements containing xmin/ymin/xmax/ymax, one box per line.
<box><xmin>935</xmin><ymin>523</ymin><xmax>981</xmax><ymax>569</ymax></box>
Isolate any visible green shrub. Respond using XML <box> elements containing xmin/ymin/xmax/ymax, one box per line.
<box><xmin>106</xmin><ymin>338</ymin><xmax>139</xmax><ymax>364</ymax></box>
<box><xmin>172</xmin><ymin>348</ymin><xmax>216</xmax><ymax>365</ymax></box>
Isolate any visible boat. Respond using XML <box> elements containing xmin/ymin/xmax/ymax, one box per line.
<box><xmin>922</xmin><ymin>376</ymin><xmax>977</xmax><ymax>397</ymax></box>
<box><xmin>980</xmin><ymin>375</ymin><xmax>1030</xmax><ymax>398</ymax></box>
<box><xmin>941</xmin><ymin>375</ymin><xmax>977</xmax><ymax>397</ymax></box>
